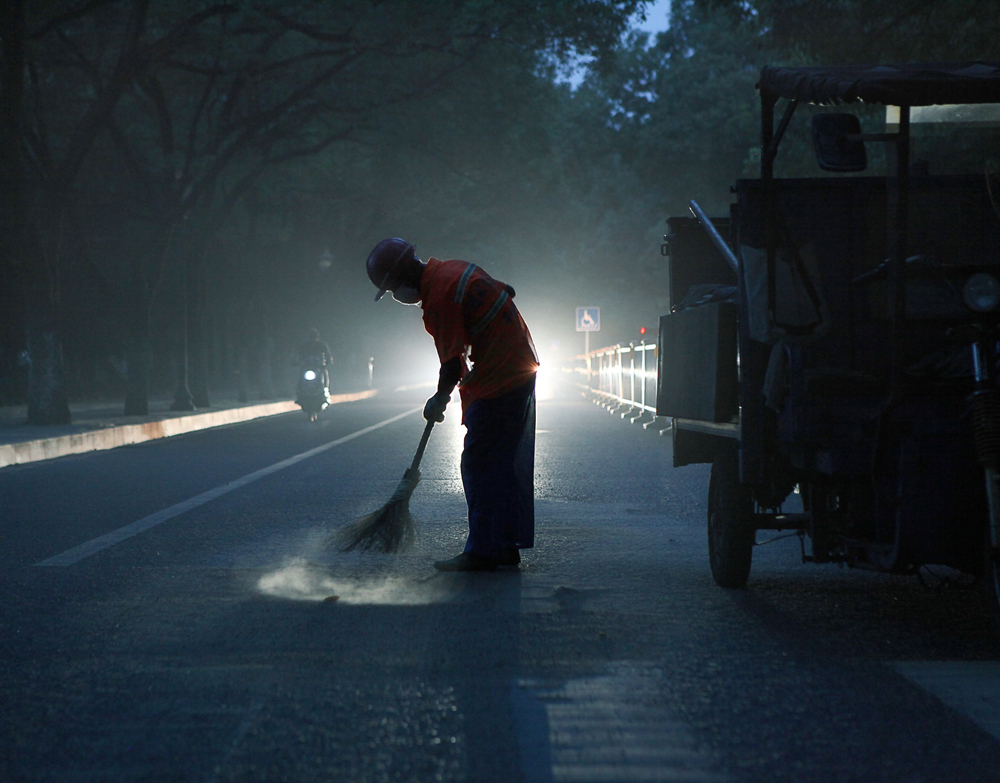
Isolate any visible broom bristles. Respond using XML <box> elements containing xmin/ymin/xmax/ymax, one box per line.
<box><xmin>334</xmin><ymin>499</ymin><xmax>417</xmax><ymax>553</ymax></box>
<box><xmin>333</xmin><ymin>469</ymin><xmax>420</xmax><ymax>554</ymax></box>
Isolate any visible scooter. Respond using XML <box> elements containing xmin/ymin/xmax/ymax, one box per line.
<box><xmin>296</xmin><ymin>362</ymin><xmax>329</xmax><ymax>422</ymax></box>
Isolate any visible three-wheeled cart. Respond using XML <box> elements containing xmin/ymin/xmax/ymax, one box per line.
<box><xmin>656</xmin><ymin>62</ymin><xmax>1000</xmax><ymax>609</ymax></box>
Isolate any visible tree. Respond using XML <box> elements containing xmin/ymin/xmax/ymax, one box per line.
<box><xmin>2</xmin><ymin>0</ymin><xmax>237</xmax><ymax>420</ymax></box>
<box><xmin>693</xmin><ymin>0</ymin><xmax>999</xmax><ymax>64</ymax></box>
<box><xmin>0</xmin><ymin>0</ymin><xmax>30</xmax><ymax>406</ymax></box>
<box><xmin>3</xmin><ymin>0</ymin><xmax>644</xmax><ymax>414</ymax></box>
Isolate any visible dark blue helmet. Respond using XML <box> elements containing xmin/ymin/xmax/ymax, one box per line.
<box><xmin>366</xmin><ymin>238</ymin><xmax>415</xmax><ymax>301</ymax></box>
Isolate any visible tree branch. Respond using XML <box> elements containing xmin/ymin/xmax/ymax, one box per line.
<box><xmin>29</xmin><ymin>0</ymin><xmax>118</xmax><ymax>40</ymax></box>
<box><xmin>53</xmin><ymin>0</ymin><xmax>148</xmax><ymax>185</ymax></box>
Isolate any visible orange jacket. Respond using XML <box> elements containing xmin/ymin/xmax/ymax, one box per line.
<box><xmin>420</xmin><ymin>258</ymin><xmax>538</xmax><ymax>412</ymax></box>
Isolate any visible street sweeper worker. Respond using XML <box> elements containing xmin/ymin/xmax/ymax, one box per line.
<box><xmin>366</xmin><ymin>237</ymin><xmax>539</xmax><ymax>572</ymax></box>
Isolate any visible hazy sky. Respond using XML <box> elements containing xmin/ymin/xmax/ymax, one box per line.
<box><xmin>633</xmin><ymin>0</ymin><xmax>672</xmax><ymax>38</ymax></box>
<box><xmin>565</xmin><ymin>1</ymin><xmax>672</xmax><ymax>88</ymax></box>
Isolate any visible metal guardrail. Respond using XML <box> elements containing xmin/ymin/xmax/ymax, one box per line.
<box><xmin>565</xmin><ymin>341</ymin><xmax>670</xmax><ymax>430</ymax></box>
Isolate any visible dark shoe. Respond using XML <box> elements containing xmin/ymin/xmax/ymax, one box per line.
<box><xmin>494</xmin><ymin>549</ymin><xmax>521</xmax><ymax>566</ymax></box>
<box><xmin>433</xmin><ymin>552</ymin><xmax>498</xmax><ymax>572</ymax></box>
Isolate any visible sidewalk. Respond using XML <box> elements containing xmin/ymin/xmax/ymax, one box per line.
<box><xmin>0</xmin><ymin>390</ymin><xmax>378</xmax><ymax>469</ymax></box>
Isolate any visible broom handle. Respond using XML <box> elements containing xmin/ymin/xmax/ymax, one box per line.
<box><xmin>407</xmin><ymin>419</ymin><xmax>436</xmax><ymax>474</ymax></box>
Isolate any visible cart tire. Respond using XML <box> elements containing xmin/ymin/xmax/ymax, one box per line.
<box><xmin>708</xmin><ymin>444</ymin><xmax>754</xmax><ymax>588</ymax></box>
<box><xmin>984</xmin><ymin>533</ymin><xmax>1000</xmax><ymax>626</ymax></box>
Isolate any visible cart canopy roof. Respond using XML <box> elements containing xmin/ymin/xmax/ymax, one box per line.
<box><xmin>759</xmin><ymin>62</ymin><xmax>1000</xmax><ymax>106</ymax></box>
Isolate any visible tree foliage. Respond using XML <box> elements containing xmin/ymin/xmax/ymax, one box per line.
<box><xmin>695</xmin><ymin>0</ymin><xmax>1000</xmax><ymax>65</ymax></box>
<box><xmin>0</xmin><ymin>0</ymin><xmax>994</xmax><ymax>409</ymax></box>
<box><xmin>0</xmin><ymin>0</ymin><xmax>646</xmax><ymax>406</ymax></box>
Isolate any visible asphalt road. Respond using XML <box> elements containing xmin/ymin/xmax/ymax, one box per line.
<box><xmin>2</xmin><ymin>380</ymin><xmax>1000</xmax><ymax>782</ymax></box>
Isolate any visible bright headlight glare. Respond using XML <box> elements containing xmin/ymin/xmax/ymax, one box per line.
<box><xmin>963</xmin><ymin>273</ymin><xmax>1000</xmax><ymax>313</ymax></box>
<box><xmin>304</xmin><ymin>370</ymin><xmax>317</xmax><ymax>381</ymax></box>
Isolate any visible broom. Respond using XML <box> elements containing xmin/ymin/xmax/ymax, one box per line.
<box><xmin>333</xmin><ymin>419</ymin><xmax>436</xmax><ymax>553</ymax></box>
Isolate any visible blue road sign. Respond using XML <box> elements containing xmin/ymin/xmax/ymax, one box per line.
<box><xmin>576</xmin><ymin>307</ymin><xmax>600</xmax><ymax>332</ymax></box>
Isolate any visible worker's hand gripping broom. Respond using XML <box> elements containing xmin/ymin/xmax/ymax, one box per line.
<box><xmin>333</xmin><ymin>419</ymin><xmax>435</xmax><ymax>554</ymax></box>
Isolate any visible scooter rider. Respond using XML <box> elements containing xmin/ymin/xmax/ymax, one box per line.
<box><xmin>298</xmin><ymin>328</ymin><xmax>331</xmax><ymax>389</ymax></box>
<box><xmin>366</xmin><ymin>237</ymin><xmax>539</xmax><ymax>572</ymax></box>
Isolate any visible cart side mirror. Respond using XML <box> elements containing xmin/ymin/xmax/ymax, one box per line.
<box><xmin>812</xmin><ymin>113</ymin><xmax>867</xmax><ymax>172</ymax></box>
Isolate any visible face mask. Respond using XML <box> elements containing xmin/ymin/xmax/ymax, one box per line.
<box><xmin>392</xmin><ymin>285</ymin><xmax>421</xmax><ymax>305</ymax></box>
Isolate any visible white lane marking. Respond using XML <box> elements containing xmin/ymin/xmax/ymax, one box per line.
<box><xmin>34</xmin><ymin>407</ymin><xmax>422</xmax><ymax>567</ymax></box>
<box><xmin>894</xmin><ymin>661</ymin><xmax>1000</xmax><ymax>742</ymax></box>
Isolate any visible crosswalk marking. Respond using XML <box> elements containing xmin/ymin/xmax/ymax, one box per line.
<box><xmin>513</xmin><ymin>665</ymin><xmax>727</xmax><ymax>783</ymax></box>
<box><xmin>894</xmin><ymin>661</ymin><xmax>1000</xmax><ymax>742</ymax></box>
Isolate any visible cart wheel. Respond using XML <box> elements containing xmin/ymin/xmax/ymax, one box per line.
<box><xmin>708</xmin><ymin>444</ymin><xmax>754</xmax><ymax>588</ymax></box>
<box><xmin>984</xmin><ymin>534</ymin><xmax>1000</xmax><ymax>626</ymax></box>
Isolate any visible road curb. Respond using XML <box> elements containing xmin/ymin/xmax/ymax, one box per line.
<box><xmin>0</xmin><ymin>389</ymin><xmax>378</xmax><ymax>468</ymax></box>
